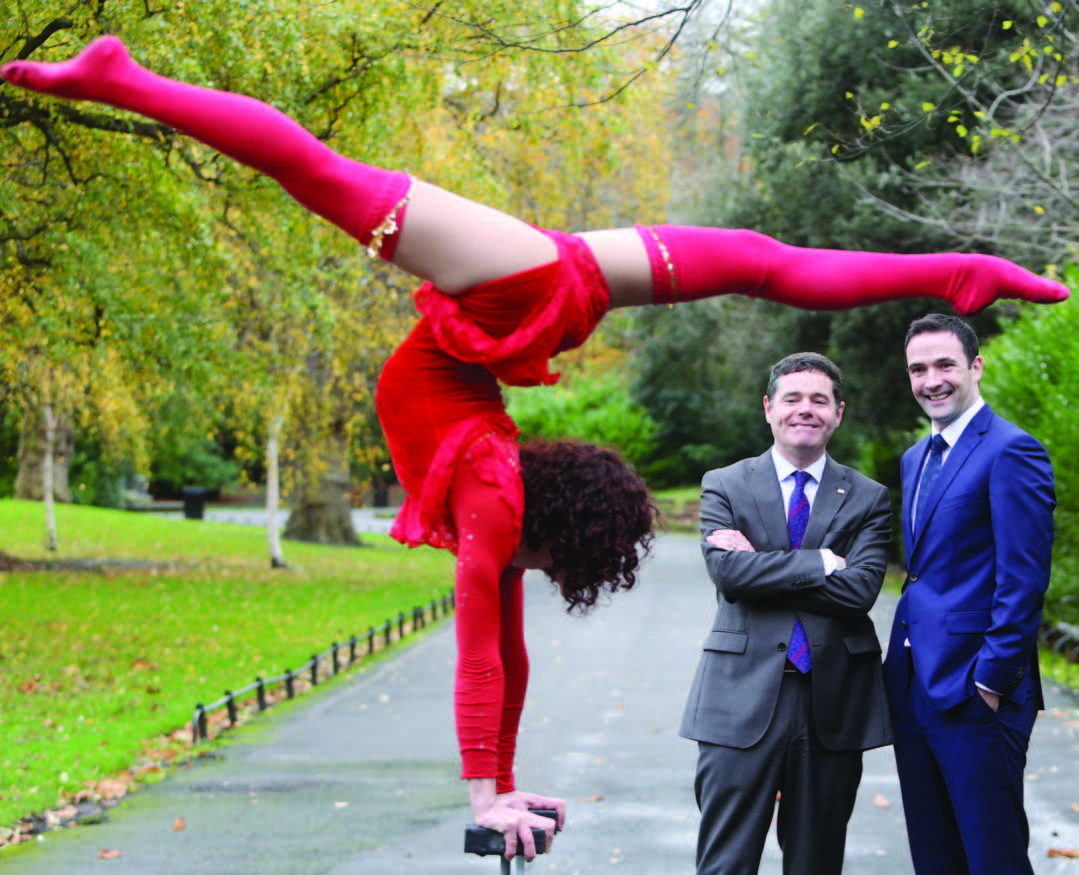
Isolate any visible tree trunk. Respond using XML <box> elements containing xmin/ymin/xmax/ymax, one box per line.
<box><xmin>266</xmin><ymin>415</ymin><xmax>288</xmax><ymax>567</ymax></box>
<box><xmin>42</xmin><ymin>400</ymin><xmax>58</xmax><ymax>552</ymax></box>
<box><xmin>283</xmin><ymin>430</ymin><xmax>362</xmax><ymax>546</ymax></box>
<box><xmin>15</xmin><ymin>402</ymin><xmax>74</xmax><ymax>503</ymax></box>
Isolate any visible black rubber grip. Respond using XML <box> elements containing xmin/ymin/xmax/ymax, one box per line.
<box><xmin>463</xmin><ymin>826</ymin><xmax>547</xmax><ymax>856</ymax></box>
<box><xmin>463</xmin><ymin>808</ymin><xmax>560</xmax><ymax>856</ymax></box>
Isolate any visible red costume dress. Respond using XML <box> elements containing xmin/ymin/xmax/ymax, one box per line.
<box><xmin>376</xmin><ymin>229</ymin><xmax>610</xmax><ymax>791</ymax></box>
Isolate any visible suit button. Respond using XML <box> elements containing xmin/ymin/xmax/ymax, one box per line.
<box><xmin>909</xmin><ymin>573</ymin><xmax>919</xmax><ymax>582</ymax></box>
<box><xmin>778</xmin><ymin>643</ymin><xmax>787</xmax><ymax>652</ymax></box>
<box><xmin>901</xmin><ymin>621</ymin><xmax>909</xmax><ymax>630</ymax></box>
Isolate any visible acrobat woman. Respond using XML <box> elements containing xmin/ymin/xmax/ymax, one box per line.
<box><xmin>3</xmin><ymin>36</ymin><xmax>1068</xmax><ymax>860</ymax></box>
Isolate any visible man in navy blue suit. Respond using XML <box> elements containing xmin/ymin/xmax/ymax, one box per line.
<box><xmin>883</xmin><ymin>313</ymin><xmax>1056</xmax><ymax>875</ymax></box>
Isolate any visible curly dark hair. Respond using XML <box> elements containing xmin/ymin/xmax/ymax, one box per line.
<box><xmin>518</xmin><ymin>439</ymin><xmax>659</xmax><ymax>614</ymax></box>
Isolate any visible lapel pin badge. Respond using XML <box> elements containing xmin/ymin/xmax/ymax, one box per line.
<box><xmin>837</xmin><ymin>488</ymin><xmax>846</xmax><ymax>494</ymax></box>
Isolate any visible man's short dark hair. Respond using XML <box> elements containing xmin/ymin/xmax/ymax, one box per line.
<box><xmin>905</xmin><ymin>313</ymin><xmax>980</xmax><ymax>365</ymax></box>
<box><xmin>767</xmin><ymin>352</ymin><xmax>843</xmax><ymax>405</ymax></box>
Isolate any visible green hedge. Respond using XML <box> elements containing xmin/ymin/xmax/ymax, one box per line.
<box><xmin>982</xmin><ymin>283</ymin><xmax>1079</xmax><ymax>626</ymax></box>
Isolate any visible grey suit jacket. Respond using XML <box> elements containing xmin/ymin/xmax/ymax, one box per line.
<box><xmin>681</xmin><ymin>450</ymin><xmax>894</xmax><ymax>752</ymax></box>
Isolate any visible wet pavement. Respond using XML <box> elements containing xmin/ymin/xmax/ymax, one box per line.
<box><xmin>4</xmin><ymin>533</ymin><xmax>1078</xmax><ymax>873</ymax></box>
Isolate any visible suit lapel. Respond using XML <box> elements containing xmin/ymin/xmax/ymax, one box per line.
<box><xmin>746</xmin><ymin>451</ymin><xmax>789</xmax><ymax>549</ymax></box>
<box><xmin>912</xmin><ymin>404</ymin><xmax>993</xmax><ymax>547</ymax></box>
<box><xmin>803</xmin><ymin>458</ymin><xmax>849</xmax><ymax>549</ymax></box>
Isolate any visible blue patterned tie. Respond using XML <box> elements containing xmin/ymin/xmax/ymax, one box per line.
<box><xmin>787</xmin><ymin>470</ymin><xmax>812</xmax><ymax>673</ymax></box>
<box><xmin>914</xmin><ymin>434</ymin><xmax>948</xmax><ymax>534</ymax></box>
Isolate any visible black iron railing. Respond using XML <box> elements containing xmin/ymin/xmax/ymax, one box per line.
<box><xmin>191</xmin><ymin>589</ymin><xmax>455</xmax><ymax>743</ymax></box>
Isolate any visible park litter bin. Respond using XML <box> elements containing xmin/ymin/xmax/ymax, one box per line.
<box><xmin>182</xmin><ymin>487</ymin><xmax>207</xmax><ymax>520</ymax></box>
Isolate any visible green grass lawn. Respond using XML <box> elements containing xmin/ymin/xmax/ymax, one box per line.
<box><xmin>0</xmin><ymin>499</ymin><xmax>454</xmax><ymax>834</ymax></box>
<box><xmin>651</xmin><ymin>485</ymin><xmax>701</xmax><ymax>534</ymax></box>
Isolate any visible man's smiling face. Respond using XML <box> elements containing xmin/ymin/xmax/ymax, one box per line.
<box><xmin>905</xmin><ymin>330</ymin><xmax>983</xmax><ymax>428</ymax></box>
<box><xmin>764</xmin><ymin>369</ymin><xmax>844</xmax><ymax>467</ymax></box>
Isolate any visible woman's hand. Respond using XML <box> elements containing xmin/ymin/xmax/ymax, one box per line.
<box><xmin>498</xmin><ymin>788</ymin><xmax>566</xmax><ymax>830</ymax></box>
<box><xmin>469</xmin><ymin>779</ymin><xmax>564</xmax><ymax>860</ymax></box>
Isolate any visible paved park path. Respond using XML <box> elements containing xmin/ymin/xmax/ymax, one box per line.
<box><xmin>5</xmin><ymin>533</ymin><xmax>1079</xmax><ymax>874</ymax></box>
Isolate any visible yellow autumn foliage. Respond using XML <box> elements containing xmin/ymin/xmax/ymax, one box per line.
<box><xmin>2</xmin><ymin>0</ymin><xmax>672</xmax><ymax>501</ymax></box>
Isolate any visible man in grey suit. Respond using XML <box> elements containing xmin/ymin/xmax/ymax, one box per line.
<box><xmin>682</xmin><ymin>352</ymin><xmax>893</xmax><ymax>875</ymax></box>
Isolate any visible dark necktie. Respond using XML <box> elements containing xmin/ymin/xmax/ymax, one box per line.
<box><xmin>787</xmin><ymin>470</ymin><xmax>812</xmax><ymax>673</ymax></box>
<box><xmin>914</xmin><ymin>434</ymin><xmax>948</xmax><ymax>533</ymax></box>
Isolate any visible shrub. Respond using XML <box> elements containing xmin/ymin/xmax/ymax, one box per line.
<box><xmin>982</xmin><ymin>282</ymin><xmax>1079</xmax><ymax>626</ymax></box>
<box><xmin>506</xmin><ymin>370</ymin><xmax>660</xmax><ymax>478</ymax></box>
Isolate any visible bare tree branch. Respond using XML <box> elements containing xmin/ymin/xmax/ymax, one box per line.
<box><xmin>13</xmin><ymin>16</ymin><xmax>76</xmax><ymax>61</ymax></box>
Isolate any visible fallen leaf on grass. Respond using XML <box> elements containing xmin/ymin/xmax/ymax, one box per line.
<box><xmin>171</xmin><ymin>726</ymin><xmax>195</xmax><ymax>745</ymax></box>
<box><xmin>94</xmin><ymin>777</ymin><xmax>132</xmax><ymax>800</ymax></box>
<box><xmin>45</xmin><ymin>806</ymin><xmax>79</xmax><ymax>828</ymax></box>
<box><xmin>1048</xmin><ymin>848</ymin><xmax>1079</xmax><ymax>858</ymax></box>
<box><xmin>873</xmin><ymin>794</ymin><xmax>892</xmax><ymax>808</ymax></box>
<box><xmin>97</xmin><ymin>848</ymin><xmax>123</xmax><ymax>859</ymax></box>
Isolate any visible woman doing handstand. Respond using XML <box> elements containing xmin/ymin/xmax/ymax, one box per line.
<box><xmin>2</xmin><ymin>36</ymin><xmax>1069</xmax><ymax>861</ymax></box>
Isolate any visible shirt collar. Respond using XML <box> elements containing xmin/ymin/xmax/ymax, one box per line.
<box><xmin>771</xmin><ymin>446</ymin><xmax>827</xmax><ymax>483</ymax></box>
<box><xmin>933</xmin><ymin>396</ymin><xmax>985</xmax><ymax>449</ymax></box>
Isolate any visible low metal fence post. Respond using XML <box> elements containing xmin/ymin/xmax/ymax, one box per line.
<box><xmin>184</xmin><ymin>588</ymin><xmax>454</xmax><ymax>746</ymax></box>
<box><xmin>193</xmin><ymin>704</ymin><xmax>206</xmax><ymax>744</ymax></box>
<box><xmin>1054</xmin><ymin>634</ymin><xmax>1076</xmax><ymax>683</ymax></box>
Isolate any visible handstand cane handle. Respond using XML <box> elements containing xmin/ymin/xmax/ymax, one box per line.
<box><xmin>464</xmin><ymin>809</ymin><xmax>560</xmax><ymax>866</ymax></box>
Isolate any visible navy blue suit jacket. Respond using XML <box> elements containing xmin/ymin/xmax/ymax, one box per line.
<box><xmin>883</xmin><ymin>404</ymin><xmax>1055</xmax><ymax>712</ymax></box>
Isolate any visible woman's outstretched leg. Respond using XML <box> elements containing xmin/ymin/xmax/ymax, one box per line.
<box><xmin>1</xmin><ymin>36</ymin><xmax>556</xmax><ymax>292</ymax></box>
<box><xmin>589</xmin><ymin>226</ymin><xmax>1070</xmax><ymax>315</ymax></box>
<box><xmin>4</xmin><ymin>38</ymin><xmax>1068</xmax><ymax>312</ymax></box>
